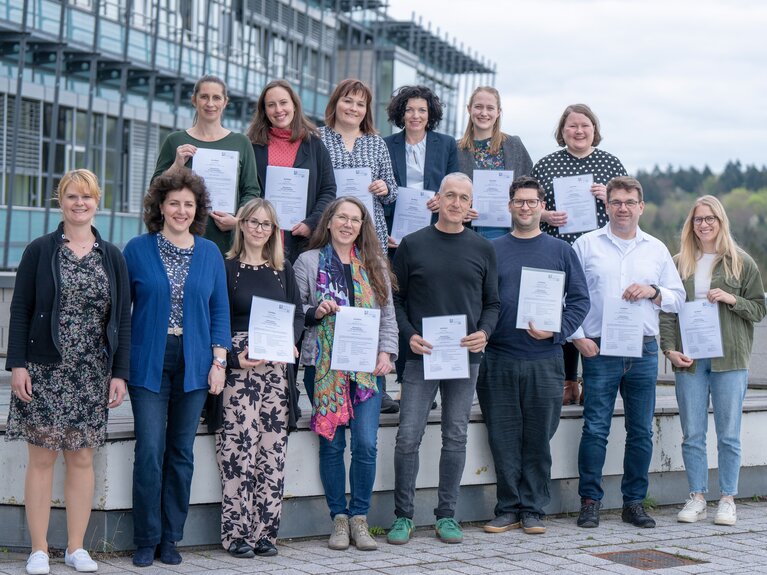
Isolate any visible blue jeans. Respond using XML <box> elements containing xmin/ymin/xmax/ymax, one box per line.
<box><xmin>578</xmin><ymin>338</ymin><xmax>658</xmax><ymax>505</ymax></box>
<box><xmin>394</xmin><ymin>360</ymin><xmax>479</xmax><ymax>519</ymax></box>
<box><xmin>675</xmin><ymin>359</ymin><xmax>748</xmax><ymax>496</ymax></box>
<box><xmin>475</xmin><ymin>226</ymin><xmax>509</xmax><ymax>240</ymax></box>
<box><xmin>477</xmin><ymin>351</ymin><xmax>564</xmax><ymax>516</ymax></box>
<box><xmin>129</xmin><ymin>334</ymin><xmax>208</xmax><ymax>546</ymax></box>
<box><xmin>304</xmin><ymin>366</ymin><xmax>382</xmax><ymax>518</ymax></box>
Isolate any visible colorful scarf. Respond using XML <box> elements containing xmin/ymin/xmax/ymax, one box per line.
<box><xmin>312</xmin><ymin>243</ymin><xmax>377</xmax><ymax>440</ymax></box>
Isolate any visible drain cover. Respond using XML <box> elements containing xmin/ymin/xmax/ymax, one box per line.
<box><xmin>594</xmin><ymin>549</ymin><xmax>704</xmax><ymax>570</ymax></box>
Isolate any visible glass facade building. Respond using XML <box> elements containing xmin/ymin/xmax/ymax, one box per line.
<box><xmin>0</xmin><ymin>0</ymin><xmax>494</xmax><ymax>267</ymax></box>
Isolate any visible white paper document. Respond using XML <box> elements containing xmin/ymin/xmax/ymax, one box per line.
<box><xmin>515</xmin><ymin>267</ymin><xmax>566</xmax><ymax>333</ymax></box>
<box><xmin>330</xmin><ymin>306</ymin><xmax>381</xmax><ymax>373</ymax></box>
<box><xmin>599</xmin><ymin>297</ymin><xmax>644</xmax><ymax>358</ymax></box>
<box><xmin>472</xmin><ymin>170</ymin><xmax>514</xmax><ymax>228</ymax></box>
<box><xmin>191</xmin><ymin>148</ymin><xmax>239</xmax><ymax>213</ymax></box>
<box><xmin>553</xmin><ymin>174</ymin><xmax>597</xmax><ymax>235</ymax></box>
<box><xmin>247</xmin><ymin>296</ymin><xmax>296</xmax><ymax>364</ymax></box>
<box><xmin>679</xmin><ymin>300</ymin><xmax>723</xmax><ymax>359</ymax></box>
<box><xmin>334</xmin><ymin>168</ymin><xmax>375</xmax><ymax>219</ymax></box>
<box><xmin>422</xmin><ymin>315</ymin><xmax>469</xmax><ymax>380</ymax></box>
<box><xmin>264</xmin><ymin>166</ymin><xmax>310</xmax><ymax>229</ymax></box>
<box><xmin>391</xmin><ymin>187</ymin><xmax>435</xmax><ymax>243</ymax></box>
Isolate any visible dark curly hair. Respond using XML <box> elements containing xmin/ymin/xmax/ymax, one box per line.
<box><xmin>144</xmin><ymin>168</ymin><xmax>210</xmax><ymax>235</ymax></box>
<box><xmin>387</xmin><ymin>85</ymin><xmax>444</xmax><ymax>131</ymax></box>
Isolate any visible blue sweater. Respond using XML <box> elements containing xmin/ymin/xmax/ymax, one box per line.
<box><xmin>489</xmin><ymin>233</ymin><xmax>590</xmax><ymax>358</ymax></box>
<box><xmin>123</xmin><ymin>233</ymin><xmax>230</xmax><ymax>392</ymax></box>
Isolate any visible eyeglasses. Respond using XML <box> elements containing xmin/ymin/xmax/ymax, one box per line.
<box><xmin>333</xmin><ymin>214</ymin><xmax>363</xmax><ymax>226</ymax></box>
<box><xmin>511</xmin><ymin>198</ymin><xmax>541</xmax><ymax>208</ymax></box>
<box><xmin>243</xmin><ymin>218</ymin><xmax>273</xmax><ymax>231</ymax></box>
<box><xmin>608</xmin><ymin>199</ymin><xmax>640</xmax><ymax>209</ymax></box>
<box><xmin>693</xmin><ymin>216</ymin><xmax>718</xmax><ymax>226</ymax></box>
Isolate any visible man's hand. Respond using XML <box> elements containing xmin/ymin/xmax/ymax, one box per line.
<box><xmin>573</xmin><ymin>337</ymin><xmax>600</xmax><ymax>357</ymax></box>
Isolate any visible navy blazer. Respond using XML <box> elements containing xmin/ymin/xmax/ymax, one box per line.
<box><xmin>384</xmin><ymin>130</ymin><xmax>459</xmax><ymax>191</ymax></box>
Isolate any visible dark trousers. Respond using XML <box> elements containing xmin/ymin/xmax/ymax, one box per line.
<box><xmin>477</xmin><ymin>350</ymin><xmax>564</xmax><ymax>517</ymax></box>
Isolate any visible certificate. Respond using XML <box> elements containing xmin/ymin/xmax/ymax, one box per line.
<box><xmin>422</xmin><ymin>315</ymin><xmax>469</xmax><ymax>380</ymax></box>
<box><xmin>391</xmin><ymin>187</ymin><xmax>435</xmax><ymax>243</ymax></box>
<box><xmin>472</xmin><ymin>170</ymin><xmax>514</xmax><ymax>228</ymax></box>
<box><xmin>553</xmin><ymin>174</ymin><xmax>597</xmax><ymax>234</ymax></box>
<box><xmin>191</xmin><ymin>148</ymin><xmax>239</xmax><ymax>213</ymax></box>
<box><xmin>330</xmin><ymin>306</ymin><xmax>380</xmax><ymax>373</ymax></box>
<box><xmin>334</xmin><ymin>168</ymin><xmax>375</xmax><ymax>219</ymax></box>
<box><xmin>247</xmin><ymin>296</ymin><xmax>296</xmax><ymax>364</ymax></box>
<box><xmin>264</xmin><ymin>166</ymin><xmax>310</xmax><ymax>229</ymax></box>
<box><xmin>599</xmin><ymin>296</ymin><xmax>644</xmax><ymax>358</ymax></box>
<box><xmin>679</xmin><ymin>300</ymin><xmax>724</xmax><ymax>359</ymax></box>
<box><xmin>515</xmin><ymin>267</ymin><xmax>566</xmax><ymax>333</ymax></box>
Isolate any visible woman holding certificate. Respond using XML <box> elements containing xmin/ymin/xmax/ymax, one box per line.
<box><xmin>124</xmin><ymin>170</ymin><xmax>230</xmax><ymax>568</ymax></box>
<box><xmin>212</xmin><ymin>198</ymin><xmax>304</xmax><ymax>559</ymax></box>
<box><xmin>533</xmin><ymin>103</ymin><xmax>627</xmax><ymax>405</ymax></box>
<box><xmin>456</xmin><ymin>86</ymin><xmax>533</xmax><ymax>239</ymax></box>
<box><xmin>153</xmin><ymin>74</ymin><xmax>261</xmax><ymax>253</ymax></box>
<box><xmin>319</xmin><ymin>79</ymin><xmax>398</xmax><ymax>255</ymax></box>
<box><xmin>248</xmin><ymin>80</ymin><xmax>336</xmax><ymax>262</ymax></box>
<box><xmin>294</xmin><ymin>197</ymin><xmax>398</xmax><ymax>552</ymax></box>
<box><xmin>660</xmin><ymin>196</ymin><xmax>765</xmax><ymax>527</ymax></box>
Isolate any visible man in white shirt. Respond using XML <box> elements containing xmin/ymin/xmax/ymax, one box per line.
<box><xmin>570</xmin><ymin>176</ymin><xmax>685</xmax><ymax>529</ymax></box>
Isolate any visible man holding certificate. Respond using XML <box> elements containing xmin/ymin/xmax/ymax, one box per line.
<box><xmin>477</xmin><ymin>176</ymin><xmax>590</xmax><ymax>535</ymax></box>
<box><xmin>569</xmin><ymin>176</ymin><xmax>685</xmax><ymax>529</ymax></box>
<box><xmin>388</xmin><ymin>172</ymin><xmax>500</xmax><ymax>545</ymax></box>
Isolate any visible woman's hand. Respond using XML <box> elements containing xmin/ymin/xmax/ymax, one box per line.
<box><xmin>369</xmin><ymin>179</ymin><xmax>389</xmax><ymax>197</ymax></box>
<box><xmin>315</xmin><ymin>299</ymin><xmax>340</xmax><ymax>320</ymax></box>
<box><xmin>237</xmin><ymin>346</ymin><xmax>266</xmax><ymax>370</ymax></box>
<box><xmin>387</xmin><ymin>235</ymin><xmax>399</xmax><ymax>249</ymax></box>
<box><xmin>707</xmin><ymin>288</ymin><xmax>737</xmax><ymax>306</ymax></box>
<box><xmin>541</xmin><ymin>209</ymin><xmax>568</xmax><ymax>227</ymax></box>
<box><xmin>210</xmin><ymin>211</ymin><xmax>237</xmax><ymax>231</ymax></box>
<box><xmin>107</xmin><ymin>377</ymin><xmax>127</xmax><ymax>408</ymax></box>
<box><xmin>10</xmin><ymin>367</ymin><xmax>32</xmax><ymax>403</ymax></box>
<box><xmin>463</xmin><ymin>208</ymin><xmax>479</xmax><ymax>223</ymax></box>
<box><xmin>172</xmin><ymin>144</ymin><xmax>197</xmax><ymax>171</ymax></box>
<box><xmin>590</xmin><ymin>183</ymin><xmax>607</xmax><ymax>204</ymax></box>
<box><xmin>426</xmin><ymin>195</ymin><xmax>440</xmax><ymax>213</ymax></box>
<box><xmin>666</xmin><ymin>350</ymin><xmax>694</xmax><ymax>368</ymax></box>
<box><xmin>291</xmin><ymin>222</ymin><xmax>312</xmax><ymax>238</ymax></box>
<box><xmin>373</xmin><ymin>352</ymin><xmax>392</xmax><ymax>376</ymax></box>
<box><xmin>208</xmin><ymin>364</ymin><xmax>226</xmax><ymax>395</ymax></box>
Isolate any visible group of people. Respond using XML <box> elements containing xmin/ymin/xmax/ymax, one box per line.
<box><xmin>5</xmin><ymin>73</ymin><xmax>764</xmax><ymax>575</ymax></box>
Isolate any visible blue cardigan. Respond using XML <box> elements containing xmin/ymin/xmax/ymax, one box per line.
<box><xmin>123</xmin><ymin>233</ymin><xmax>230</xmax><ymax>392</ymax></box>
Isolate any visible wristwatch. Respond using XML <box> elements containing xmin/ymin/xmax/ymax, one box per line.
<box><xmin>649</xmin><ymin>284</ymin><xmax>661</xmax><ymax>300</ymax></box>
<box><xmin>212</xmin><ymin>357</ymin><xmax>227</xmax><ymax>369</ymax></box>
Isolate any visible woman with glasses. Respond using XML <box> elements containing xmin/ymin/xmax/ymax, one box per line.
<box><xmin>532</xmin><ymin>104</ymin><xmax>627</xmax><ymax>405</ymax></box>
<box><xmin>211</xmin><ymin>198</ymin><xmax>304</xmax><ymax>558</ymax></box>
<box><xmin>660</xmin><ymin>196</ymin><xmax>765</xmax><ymax>526</ymax></box>
<box><xmin>247</xmin><ymin>80</ymin><xmax>336</xmax><ymax>262</ymax></box>
<box><xmin>294</xmin><ymin>197</ymin><xmax>398</xmax><ymax>551</ymax></box>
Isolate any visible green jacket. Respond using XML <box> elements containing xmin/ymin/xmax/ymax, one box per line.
<box><xmin>659</xmin><ymin>250</ymin><xmax>766</xmax><ymax>373</ymax></box>
<box><xmin>152</xmin><ymin>130</ymin><xmax>261</xmax><ymax>253</ymax></box>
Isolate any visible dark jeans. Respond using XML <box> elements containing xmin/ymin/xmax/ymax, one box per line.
<box><xmin>393</xmin><ymin>360</ymin><xmax>479</xmax><ymax>520</ymax></box>
<box><xmin>129</xmin><ymin>334</ymin><xmax>208</xmax><ymax>546</ymax></box>
<box><xmin>578</xmin><ymin>338</ymin><xmax>658</xmax><ymax>505</ymax></box>
<box><xmin>477</xmin><ymin>350</ymin><xmax>564</xmax><ymax>516</ymax></box>
<box><xmin>304</xmin><ymin>366</ymin><xmax>382</xmax><ymax>518</ymax></box>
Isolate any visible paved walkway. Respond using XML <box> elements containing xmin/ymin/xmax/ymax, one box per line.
<box><xmin>3</xmin><ymin>500</ymin><xmax>767</xmax><ymax>574</ymax></box>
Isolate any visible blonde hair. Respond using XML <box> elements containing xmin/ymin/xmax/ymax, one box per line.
<box><xmin>227</xmin><ymin>198</ymin><xmax>285</xmax><ymax>271</ymax></box>
<box><xmin>57</xmin><ymin>169</ymin><xmax>102</xmax><ymax>204</ymax></box>
<box><xmin>457</xmin><ymin>86</ymin><xmax>506</xmax><ymax>155</ymax></box>
<box><xmin>677</xmin><ymin>195</ymin><xmax>742</xmax><ymax>281</ymax></box>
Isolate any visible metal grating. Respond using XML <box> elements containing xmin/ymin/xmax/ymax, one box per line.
<box><xmin>594</xmin><ymin>549</ymin><xmax>705</xmax><ymax>570</ymax></box>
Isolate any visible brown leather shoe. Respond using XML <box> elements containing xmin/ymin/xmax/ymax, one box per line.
<box><xmin>563</xmin><ymin>380</ymin><xmax>579</xmax><ymax>405</ymax></box>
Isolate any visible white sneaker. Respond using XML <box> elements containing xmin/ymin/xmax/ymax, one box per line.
<box><xmin>26</xmin><ymin>550</ymin><xmax>50</xmax><ymax>575</ymax></box>
<box><xmin>677</xmin><ymin>494</ymin><xmax>707</xmax><ymax>523</ymax></box>
<box><xmin>64</xmin><ymin>548</ymin><xmax>98</xmax><ymax>572</ymax></box>
<box><xmin>714</xmin><ymin>498</ymin><xmax>737</xmax><ymax>526</ymax></box>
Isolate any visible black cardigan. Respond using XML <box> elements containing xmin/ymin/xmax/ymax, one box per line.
<box><xmin>5</xmin><ymin>222</ymin><xmax>132</xmax><ymax>381</ymax></box>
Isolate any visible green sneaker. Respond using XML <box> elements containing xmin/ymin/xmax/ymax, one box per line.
<box><xmin>435</xmin><ymin>517</ymin><xmax>463</xmax><ymax>543</ymax></box>
<box><xmin>387</xmin><ymin>517</ymin><xmax>414</xmax><ymax>545</ymax></box>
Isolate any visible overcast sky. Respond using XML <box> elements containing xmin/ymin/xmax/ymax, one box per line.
<box><xmin>386</xmin><ymin>0</ymin><xmax>766</xmax><ymax>174</ymax></box>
